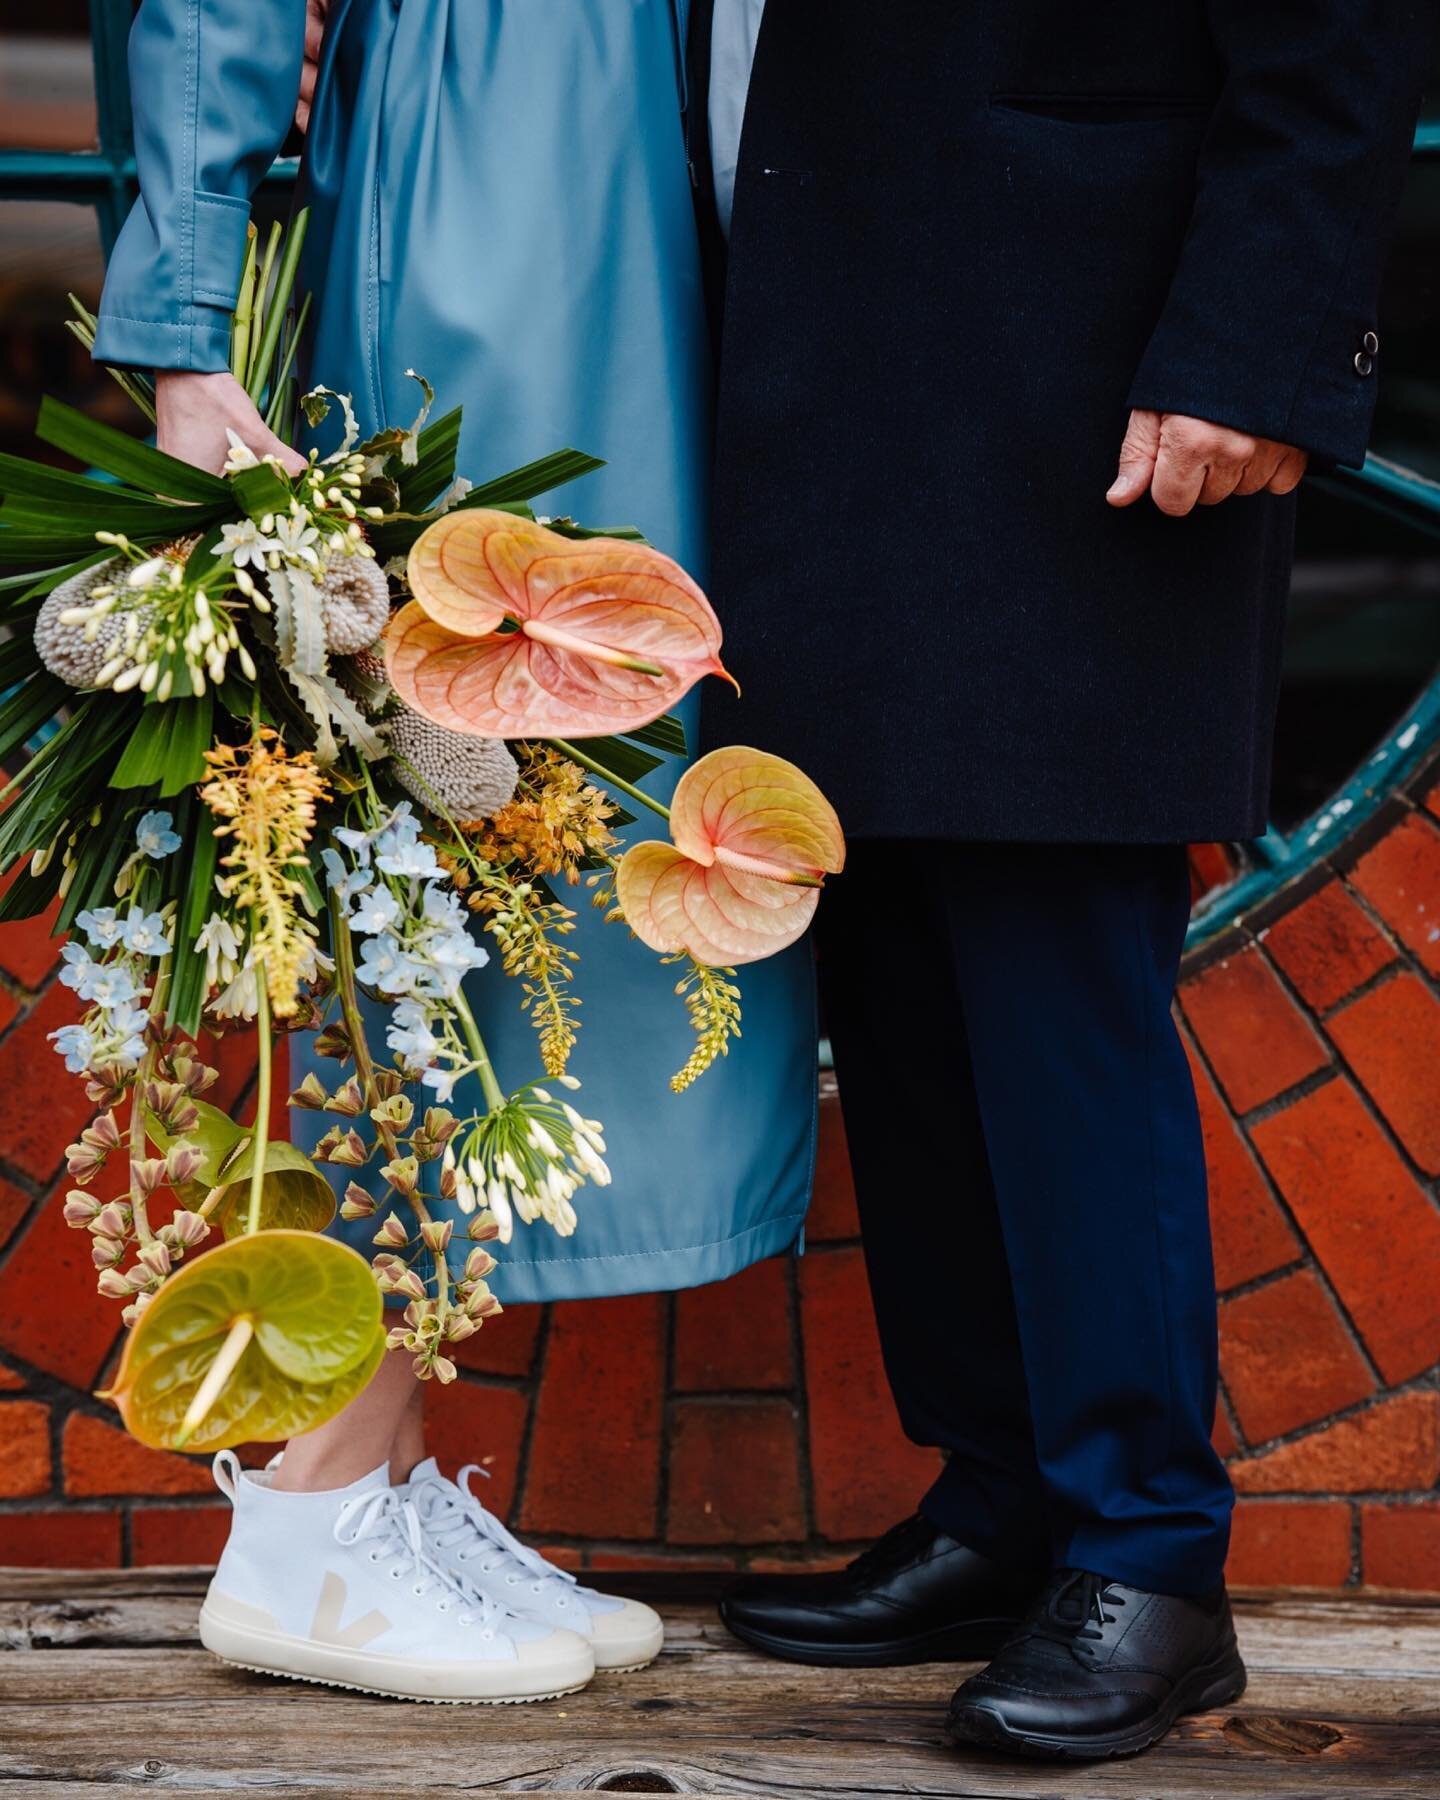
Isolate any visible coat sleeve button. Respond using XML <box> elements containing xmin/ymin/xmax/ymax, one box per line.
<box><xmin>1354</xmin><ymin>350</ymin><xmax>1374</xmax><ymax>377</ymax></box>
<box><xmin>1363</xmin><ymin>330</ymin><xmax>1380</xmax><ymax>355</ymax></box>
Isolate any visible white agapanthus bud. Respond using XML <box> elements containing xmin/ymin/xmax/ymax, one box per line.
<box><xmin>35</xmin><ymin>559</ymin><xmax>154</xmax><ymax>689</ymax></box>
<box><xmin>317</xmin><ymin>553</ymin><xmax>392</xmax><ymax>655</ymax></box>
<box><xmin>383</xmin><ymin>706</ymin><xmax>520</xmax><ymax>822</ymax></box>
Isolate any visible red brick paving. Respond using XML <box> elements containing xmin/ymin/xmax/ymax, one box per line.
<box><xmin>421</xmin><ymin>1376</ymin><xmax>530</xmax><ymax>1520</ymax></box>
<box><xmin>1349</xmin><ymin>810</ymin><xmax>1440</xmax><ymax>977</ymax></box>
<box><xmin>667</xmin><ymin>1398</ymin><xmax>806</xmax><ymax>1543</ymax></box>
<box><xmin>1219</xmin><ymin>1271</ymin><xmax>1374</xmax><ymax>1444</ymax></box>
<box><xmin>1325</xmin><ymin>972</ymin><xmax>1440</xmax><ymax>1173</ymax></box>
<box><xmin>1361</xmin><ymin>1502</ymin><xmax>1440</xmax><ymax>1590</ymax></box>
<box><xmin>1227</xmin><ymin>1500</ymin><xmax>1354</xmax><ymax>1588</ymax></box>
<box><xmin>1231</xmin><ymin>1392</ymin><xmax>1440</xmax><ymax>1494</ymax></box>
<box><xmin>130</xmin><ymin>1505</ymin><xmax>232</xmax><ymax>1566</ymax></box>
<box><xmin>1250</xmin><ymin>1079</ymin><xmax>1440</xmax><ymax>1386</ymax></box>
<box><xmin>673</xmin><ymin>1257</ymin><xmax>793</xmax><ymax>1393</ymax></box>
<box><xmin>1179</xmin><ymin>945</ymin><xmax>1330</xmax><ymax>1113</ymax></box>
<box><xmin>0</xmin><ymin>1508</ymin><xmax>123</xmax><ymax>1567</ymax></box>
<box><xmin>1263</xmin><ymin>881</ymin><xmax>1396</xmax><ymax>1013</ymax></box>
<box><xmin>1186</xmin><ymin>1042</ymin><xmax>1299</xmax><ymax>1291</ymax></box>
<box><xmin>61</xmin><ymin>1414</ymin><xmax>212</xmax><ymax>1499</ymax></box>
<box><xmin>799</xmin><ymin>1248</ymin><xmax>944</xmax><ymax>1541</ymax></box>
<box><xmin>520</xmin><ymin>1294</ymin><xmax>666</xmax><ymax>1541</ymax></box>
<box><xmin>0</xmin><ymin>1400</ymin><xmax>50</xmax><ymax>1498</ymax></box>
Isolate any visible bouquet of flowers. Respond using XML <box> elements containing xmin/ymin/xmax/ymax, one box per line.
<box><xmin>0</xmin><ymin>215</ymin><xmax>843</xmax><ymax>1452</ymax></box>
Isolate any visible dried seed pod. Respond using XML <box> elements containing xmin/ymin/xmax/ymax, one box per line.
<box><xmin>317</xmin><ymin>554</ymin><xmax>392</xmax><ymax>656</ymax></box>
<box><xmin>35</xmin><ymin>559</ymin><xmax>154</xmax><ymax>689</ymax></box>
<box><xmin>383</xmin><ymin>706</ymin><xmax>519</xmax><ymax>822</ymax></box>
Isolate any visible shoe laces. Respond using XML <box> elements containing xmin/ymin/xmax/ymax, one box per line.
<box><xmin>333</xmin><ymin>1486</ymin><xmax>507</xmax><ymax>1633</ymax></box>
<box><xmin>1029</xmin><ymin>1569</ymin><xmax>1127</xmax><ymax>1661</ymax></box>
<box><xmin>413</xmin><ymin>1464</ymin><xmax>578</xmax><ymax>1602</ymax></box>
<box><xmin>848</xmin><ymin>1513</ymin><xmax>933</xmax><ymax>1578</ymax></box>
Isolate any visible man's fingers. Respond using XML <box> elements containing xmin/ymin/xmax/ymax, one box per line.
<box><xmin>1233</xmin><ymin>447</ymin><xmax>1282</xmax><ymax>497</ymax></box>
<box><xmin>1266</xmin><ymin>448</ymin><xmax>1309</xmax><ymax>496</ymax></box>
<box><xmin>1106</xmin><ymin>409</ymin><xmax>1162</xmax><ymax>507</ymax></box>
<box><xmin>1197</xmin><ymin>462</ymin><xmax>1245</xmax><ymax>507</ymax></box>
<box><xmin>1149</xmin><ymin>445</ymin><xmax>1208</xmax><ymax>517</ymax></box>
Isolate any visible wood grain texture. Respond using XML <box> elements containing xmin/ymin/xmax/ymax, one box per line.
<box><xmin>2</xmin><ymin>1573</ymin><xmax>1439</xmax><ymax>1796</ymax></box>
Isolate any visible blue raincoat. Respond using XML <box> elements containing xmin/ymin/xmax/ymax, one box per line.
<box><xmin>93</xmin><ymin>0</ymin><xmax>818</xmax><ymax>1302</ymax></box>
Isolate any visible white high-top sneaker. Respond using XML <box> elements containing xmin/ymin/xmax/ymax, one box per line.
<box><xmin>198</xmin><ymin>1452</ymin><xmax>595</xmax><ymax>1702</ymax></box>
<box><xmin>405</xmin><ymin>1458</ymin><xmax>665</xmax><ymax>1672</ymax></box>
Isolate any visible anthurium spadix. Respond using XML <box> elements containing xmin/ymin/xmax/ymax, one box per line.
<box><xmin>386</xmin><ymin>509</ymin><xmax>733</xmax><ymax>737</ymax></box>
<box><xmin>617</xmin><ymin>748</ymin><xmax>846</xmax><ymax>966</ymax></box>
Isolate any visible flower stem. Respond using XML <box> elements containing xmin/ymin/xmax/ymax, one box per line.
<box><xmin>247</xmin><ymin>965</ymin><xmax>272</xmax><ymax>1238</ymax></box>
<box><xmin>453</xmin><ymin>989</ymin><xmax>506</xmax><ymax>1114</ymax></box>
<box><xmin>547</xmin><ymin>738</ymin><xmax>672</xmax><ymax>822</ymax></box>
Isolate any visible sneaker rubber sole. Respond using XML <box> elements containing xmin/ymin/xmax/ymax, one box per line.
<box><xmin>946</xmin><ymin>1642</ymin><xmax>1248</xmax><ymax>1760</ymax></box>
<box><xmin>199</xmin><ymin>1600</ymin><xmax>594</xmax><ymax>1705</ymax></box>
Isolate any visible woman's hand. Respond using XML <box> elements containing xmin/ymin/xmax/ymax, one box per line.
<box><xmin>296</xmin><ymin>0</ymin><xmax>329</xmax><ymax>134</ymax></box>
<box><xmin>155</xmin><ymin>370</ymin><xmax>308</xmax><ymax>476</ymax></box>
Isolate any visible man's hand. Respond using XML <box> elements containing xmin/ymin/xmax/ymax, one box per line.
<box><xmin>156</xmin><ymin>370</ymin><xmax>307</xmax><ymax>476</ymax></box>
<box><xmin>295</xmin><ymin>0</ymin><xmax>328</xmax><ymax>134</ymax></box>
<box><xmin>1106</xmin><ymin>409</ymin><xmax>1308</xmax><ymax>517</ymax></box>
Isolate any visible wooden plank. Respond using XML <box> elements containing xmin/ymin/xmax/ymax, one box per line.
<box><xmin>5</xmin><ymin>1649</ymin><xmax>1440</xmax><ymax>1796</ymax></box>
<box><xmin>4</xmin><ymin>1579</ymin><xmax>1440</xmax><ymax>1797</ymax></box>
<box><xmin>2</xmin><ymin>1644</ymin><xmax>1438</xmax><ymax>1724</ymax></box>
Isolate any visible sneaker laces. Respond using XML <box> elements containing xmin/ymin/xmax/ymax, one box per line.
<box><xmin>333</xmin><ymin>1486</ymin><xmax>508</xmax><ymax>1632</ymax></box>
<box><xmin>414</xmin><ymin>1464</ymin><xmax>578</xmax><ymax>1597</ymax></box>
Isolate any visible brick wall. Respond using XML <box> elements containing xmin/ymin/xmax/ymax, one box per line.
<box><xmin>2</xmin><ymin>775</ymin><xmax>1440</xmax><ymax>1585</ymax></box>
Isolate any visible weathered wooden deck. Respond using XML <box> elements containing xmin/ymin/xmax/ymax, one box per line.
<box><xmin>2</xmin><ymin>1569</ymin><xmax>1438</xmax><ymax>1798</ymax></box>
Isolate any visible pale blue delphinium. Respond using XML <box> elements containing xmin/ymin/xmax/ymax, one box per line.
<box><xmin>75</xmin><ymin>907</ymin><xmax>124</xmax><ymax>949</ymax></box>
<box><xmin>356</xmin><ymin>934</ymin><xmax>422</xmax><ymax>994</ymax></box>
<box><xmin>77</xmin><ymin>962</ymin><xmax>142</xmax><ymax>1010</ymax></box>
<box><xmin>350</xmin><ymin>886</ymin><xmax>402</xmax><ymax>936</ymax></box>
<box><xmin>49</xmin><ymin>1023</ymin><xmax>96</xmax><ymax>1074</ymax></box>
<box><xmin>135</xmin><ymin>809</ymin><xmax>182</xmax><ymax>859</ymax></box>
<box><xmin>58</xmin><ymin>943</ymin><xmax>97</xmax><ymax>991</ymax></box>
<box><xmin>386</xmin><ymin>998</ymin><xmax>440</xmax><ymax>1070</ymax></box>
<box><xmin>120</xmin><ymin>909</ymin><xmax>173</xmax><ymax>957</ymax></box>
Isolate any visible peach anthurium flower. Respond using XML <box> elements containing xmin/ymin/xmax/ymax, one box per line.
<box><xmin>386</xmin><ymin>510</ymin><xmax>733</xmax><ymax>738</ymax></box>
<box><xmin>616</xmin><ymin>748</ymin><xmax>846</xmax><ymax>966</ymax></box>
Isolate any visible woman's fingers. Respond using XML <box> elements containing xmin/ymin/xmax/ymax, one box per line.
<box><xmin>154</xmin><ymin>370</ymin><xmax>307</xmax><ymax>477</ymax></box>
<box><xmin>296</xmin><ymin>0</ymin><xmax>328</xmax><ymax>133</ymax></box>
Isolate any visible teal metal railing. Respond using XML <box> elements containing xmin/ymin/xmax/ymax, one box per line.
<box><xmin>0</xmin><ymin>3</ymin><xmax>1435</xmax><ymax>947</ymax></box>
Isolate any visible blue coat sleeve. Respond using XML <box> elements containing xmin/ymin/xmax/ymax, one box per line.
<box><xmin>93</xmin><ymin>0</ymin><xmax>307</xmax><ymax>372</ymax></box>
<box><xmin>1126</xmin><ymin>1</ymin><xmax>1435</xmax><ymax>468</ymax></box>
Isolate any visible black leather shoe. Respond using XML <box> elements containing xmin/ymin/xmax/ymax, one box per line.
<box><xmin>947</xmin><ymin>1568</ymin><xmax>1247</xmax><ymax>1760</ymax></box>
<box><xmin>718</xmin><ymin>1515</ymin><xmax>1045</xmax><ymax>1666</ymax></box>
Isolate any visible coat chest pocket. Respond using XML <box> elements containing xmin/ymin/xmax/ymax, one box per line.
<box><xmin>990</xmin><ymin>93</ymin><xmax>1212</xmax><ymax>128</ymax></box>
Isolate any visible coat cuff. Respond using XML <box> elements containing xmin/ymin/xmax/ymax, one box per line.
<box><xmin>91</xmin><ymin>306</ymin><xmax>235</xmax><ymax>374</ymax></box>
<box><xmin>1126</xmin><ymin>326</ymin><xmax>1380</xmax><ymax>472</ymax></box>
<box><xmin>92</xmin><ymin>185</ymin><xmax>252</xmax><ymax>373</ymax></box>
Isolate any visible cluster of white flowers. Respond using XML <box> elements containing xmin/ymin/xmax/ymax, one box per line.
<box><xmin>48</xmin><ymin>811</ymin><xmax>179</xmax><ymax>1074</ymax></box>
<box><xmin>323</xmin><ymin>804</ymin><xmax>488</xmax><ymax>1092</ymax></box>
<box><xmin>197</xmin><ymin>913</ymin><xmax>330</xmax><ymax>1023</ymax></box>
<box><xmin>446</xmin><ymin>1079</ymin><xmax>611</xmax><ymax>1244</ymax></box>
<box><xmin>58</xmin><ymin>535</ymin><xmax>258</xmax><ymax>701</ymax></box>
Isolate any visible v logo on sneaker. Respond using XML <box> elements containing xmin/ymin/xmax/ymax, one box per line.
<box><xmin>309</xmin><ymin>1571</ymin><xmax>391</xmax><ymax>1649</ymax></box>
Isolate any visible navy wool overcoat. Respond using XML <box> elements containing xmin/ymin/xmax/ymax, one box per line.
<box><xmin>693</xmin><ymin>0</ymin><xmax>1435</xmax><ymax>843</ymax></box>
